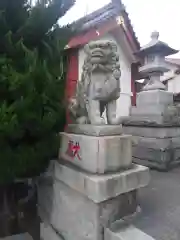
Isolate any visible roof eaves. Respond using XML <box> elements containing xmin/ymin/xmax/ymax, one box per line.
<box><xmin>68</xmin><ymin>1</ymin><xmax>140</xmax><ymax>51</ymax></box>
<box><xmin>71</xmin><ymin>3</ymin><xmax>115</xmax><ymax>31</ymax></box>
<box><xmin>121</xmin><ymin>4</ymin><xmax>140</xmax><ymax>49</ymax></box>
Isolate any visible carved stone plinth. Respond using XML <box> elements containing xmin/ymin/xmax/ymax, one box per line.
<box><xmin>59</xmin><ymin>129</ymin><xmax>132</xmax><ymax>174</ymax></box>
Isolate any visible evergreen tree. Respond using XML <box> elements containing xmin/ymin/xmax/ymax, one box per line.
<box><xmin>0</xmin><ymin>0</ymin><xmax>75</xmax><ymax>183</ymax></box>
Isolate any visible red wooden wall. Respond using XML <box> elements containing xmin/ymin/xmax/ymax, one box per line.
<box><xmin>65</xmin><ymin>49</ymin><xmax>79</xmax><ymax>124</ymax></box>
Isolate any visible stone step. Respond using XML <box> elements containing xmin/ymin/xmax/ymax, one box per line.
<box><xmin>54</xmin><ymin>161</ymin><xmax>150</xmax><ymax>203</ymax></box>
<box><xmin>105</xmin><ymin>222</ymin><xmax>156</xmax><ymax>240</ymax></box>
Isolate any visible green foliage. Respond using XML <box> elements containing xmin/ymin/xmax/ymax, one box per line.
<box><xmin>0</xmin><ymin>0</ymin><xmax>75</xmax><ymax>183</ymax></box>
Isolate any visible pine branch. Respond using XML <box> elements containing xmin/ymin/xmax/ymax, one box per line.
<box><xmin>17</xmin><ymin>0</ymin><xmax>76</xmax><ymax>48</ymax></box>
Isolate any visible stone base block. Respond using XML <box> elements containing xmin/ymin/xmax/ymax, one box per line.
<box><xmin>133</xmin><ymin>156</ymin><xmax>180</xmax><ymax>171</ymax></box>
<box><xmin>123</xmin><ymin>126</ymin><xmax>180</xmax><ymax>138</ymax></box>
<box><xmin>52</xmin><ymin>182</ymin><xmax>137</xmax><ymax>240</ymax></box>
<box><xmin>132</xmin><ymin>135</ymin><xmax>180</xmax><ymax>150</ymax></box>
<box><xmin>38</xmin><ymin>161</ymin><xmax>150</xmax><ymax>240</ymax></box>
<box><xmin>59</xmin><ymin>132</ymin><xmax>132</xmax><ymax>173</ymax></box>
<box><xmin>129</xmin><ymin>136</ymin><xmax>180</xmax><ymax>170</ymax></box>
<box><xmin>125</xmin><ymin>104</ymin><xmax>180</xmax><ymax>126</ymax></box>
<box><xmin>123</xmin><ymin>115</ymin><xmax>165</xmax><ymax>126</ymax></box>
<box><xmin>54</xmin><ymin>161</ymin><xmax>149</xmax><ymax>203</ymax></box>
<box><xmin>67</xmin><ymin>124</ymin><xmax>123</xmax><ymax>136</ymax></box>
<box><xmin>136</xmin><ymin>90</ymin><xmax>173</xmax><ymax>107</ymax></box>
<box><xmin>131</xmin><ymin>105</ymin><xmax>166</xmax><ymax>116</ymax></box>
<box><xmin>132</xmin><ymin>146</ymin><xmax>172</xmax><ymax>163</ymax></box>
<box><xmin>39</xmin><ymin>179</ymin><xmax>138</xmax><ymax>240</ymax></box>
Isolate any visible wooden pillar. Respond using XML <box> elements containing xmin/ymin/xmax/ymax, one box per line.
<box><xmin>131</xmin><ymin>63</ymin><xmax>139</xmax><ymax>106</ymax></box>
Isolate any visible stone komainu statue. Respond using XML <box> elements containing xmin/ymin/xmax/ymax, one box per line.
<box><xmin>68</xmin><ymin>40</ymin><xmax>121</xmax><ymax>125</ymax></box>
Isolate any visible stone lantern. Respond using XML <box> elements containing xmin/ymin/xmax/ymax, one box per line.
<box><xmin>123</xmin><ymin>32</ymin><xmax>180</xmax><ymax>171</ymax></box>
<box><xmin>135</xmin><ymin>31</ymin><xmax>178</xmax><ymax>91</ymax></box>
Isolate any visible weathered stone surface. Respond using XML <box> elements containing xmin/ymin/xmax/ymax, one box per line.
<box><xmin>171</xmin><ymin>138</ymin><xmax>180</xmax><ymax>148</ymax></box>
<box><xmin>123</xmin><ymin>105</ymin><xmax>180</xmax><ymax>170</ymax></box>
<box><xmin>132</xmin><ymin>157</ymin><xmax>169</xmax><ymax>171</ymax></box>
<box><xmin>66</xmin><ymin>124</ymin><xmax>123</xmax><ymax>136</ymax></box>
<box><xmin>37</xmin><ymin>177</ymin><xmax>54</xmax><ymax>221</ymax></box>
<box><xmin>131</xmin><ymin>105</ymin><xmax>166</xmax><ymax>116</ymax></box>
<box><xmin>132</xmin><ymin>144</ymin><xmax>180</xmax><ymax>169</ymax></box>
<box><xmin>129</xmin><ymin>135</ymin><xmax>180</xmax><ymax>170</ymax></box>
<box><xmin>105</xmin><ymin>221</ymin><xmax>155</xmax><ymax>240</ymax></box>
<box><xmin>123</xmin><ymin>126</ymin><xmax>180</xmax><ymax>138</ymax></box>
<box><xmin>38</xmin><ymin>158</ymin><xmax>150</xmax><ymax>240</ymax></box>
<box><xmin>59</xmin><ymin>132</ymin><xmax>132</xmax><ymax>173</ymax></box>
<box><xmin>132</xmin><ymin>136</ymin><xmax>172</xmax><ymax>149</ymax></box>
<box><xmin>136</xmin><ymin>90</ymin><xmax>173</xmax><ymax>107</ymax></box>
<box><xmin>123</xmin><ymin>115</ymin><xmax>165</xmax><ymax>126</ymax></box>
<box><xmin>132</xmin><ymin>136</ymin><xmax>180</xmax><ymax>150</ymax></box>
<box><xmin>54</xmin><ymin>161</ymin><xmax>150</xmax><ymax>203</ymax></box>
<box><xmin>174</xmin><ymin>148</ymin><xmax>180</xmax><ymax>160</ymax></box>
<box><xmin>39</xmin><ymin>179</ymin><xmax>137</xmax><ymax>240</ymax></box>
<box><xmin>40</xmin><ymin>223</ymin><xmax>63</xmax><ymax>240</ymax></box>
<box><xmin>133</xmin><ymin>156</ymin><xmax>180</xmax><ymax>171</ymax></box>
<box><xmin>124</xmin><ymin>104</ymin><xmax>180</xmax><ymax>127</ymax></box>
<box><xmin>132</xmin><ymin>146</ymin><xmax>172</xmax><ymax>164</ymax></box>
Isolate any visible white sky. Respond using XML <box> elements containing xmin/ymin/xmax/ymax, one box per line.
<box><xmin>59</xmin><ymin>0</ymin><xmax>180</xmax><ymax>57</ymax></box>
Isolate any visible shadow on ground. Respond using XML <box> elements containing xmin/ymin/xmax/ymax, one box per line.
<box><xmin>0</xmin><ymin>183</ymin><xmax>40</xmax><ymax>240</ymax></box>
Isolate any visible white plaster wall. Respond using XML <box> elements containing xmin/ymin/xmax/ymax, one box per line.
<box><xmin>167</xmin><ymin>75</ymin><xmax>180</xmax><ymax>94</ymax></box>
<box><xmin>78</xmin><ymin>33</ymin><xmax>132</xmax><ymax>118</ymax></box>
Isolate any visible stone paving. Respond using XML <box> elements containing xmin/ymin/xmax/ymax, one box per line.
<box><xmin>134</xmin><ymin>168</ymin><xmax>180</xmax><ymax>240</ymax></box>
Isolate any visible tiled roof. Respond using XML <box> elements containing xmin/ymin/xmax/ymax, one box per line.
<box><xmin>165</xmin><ymin>58</ymin><xmax>180</xmax><ymax>66</ymax></box>
<box><xmin>70</xmin><ymin>0</ymin><xmax>140</xmax><ymax>49</ymax></box>
<box><xmin>71</xmin><ymin>3</ymin><xmax>120</xmax><ymax>31</ymax></box>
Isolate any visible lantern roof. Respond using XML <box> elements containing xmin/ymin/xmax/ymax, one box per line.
<box><xmin>135</xmin><ymin>31</ymin><xmax>178</xmax><ymax>57</ymax></box>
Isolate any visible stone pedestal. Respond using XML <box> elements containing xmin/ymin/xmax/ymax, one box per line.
<box><xmin>123</xmin><ymin>90</ymin><xmax>180</xmax><ymax>170</ymax></box>
<box><xmin>38</xmin><ymin>125</ymin><xmax>150</xmax><ymax>240</ymax></box>
<box><xmin>59</xmin><ymin>130</ymin><xmax>132</xmax><ymax>174</ymax></box>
